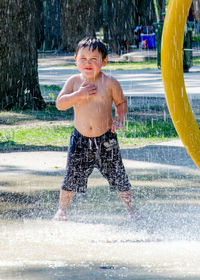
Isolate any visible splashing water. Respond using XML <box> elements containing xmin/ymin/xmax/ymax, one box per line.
<box><xmin>1</xmin><ymin>149</ymin><xmax>200</xmax><ymax>279</ymax></box>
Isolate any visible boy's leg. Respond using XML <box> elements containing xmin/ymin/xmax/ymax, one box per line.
<box><xmin>97</xmin><ymin>130</ymin><xmax>141</xmax><ymax>219</ymax></box>
<box><xmin>117</xmin><ymin>190</ymin><xmax>141</xmax><ymax>220</ymax></box>
<box><xmin>53</xmin><ymin>190</ymin><xmax>75</xmax><ymax>221</ymax></box>
<box><xmin>117</xmin><ymin>190</ymin><xmax>132</xmax><ymax>211</ymax></box>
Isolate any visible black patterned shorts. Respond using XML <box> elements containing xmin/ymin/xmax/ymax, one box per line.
<box><xmin>61</xmin><ymin>128</ymin><xmax>131</xmax><ymax>193</ymax></box>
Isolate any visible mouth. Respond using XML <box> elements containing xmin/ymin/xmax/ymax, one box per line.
<box><xmin>85</xmin><ymin>67</ymin><xmax>93</xmax><ymax>71</ymax></box>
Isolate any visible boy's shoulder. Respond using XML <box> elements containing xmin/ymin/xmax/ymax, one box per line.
<box><xmin>101</xmin><ymin>72</ymin><xmax>121</xmax><ymax>90</ymax></box>
<box><xmin>101</xmin><ymin>72</ymin><xmax>119</xmax><ymax>84</ymax></box>
<box><xmin>66</xmin><ymin>73</ymin><xmax>83</xmax><ymax>87</ymax></box>
<box><xmin>68</xmin><ymin>73</ymin><xmax>83</xmax><ymax>82</ymax></box>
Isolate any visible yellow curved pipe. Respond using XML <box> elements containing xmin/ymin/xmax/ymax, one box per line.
<box><xmin>161</xmin><ymin>0</ymin><xmax>200</xmax><ymax>168</ymax></box>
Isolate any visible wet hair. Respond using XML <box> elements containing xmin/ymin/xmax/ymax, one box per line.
<box><xmin>75</xmin><ymin>37</ymin><xmax>108</xmax><ymax>60</ymax></box>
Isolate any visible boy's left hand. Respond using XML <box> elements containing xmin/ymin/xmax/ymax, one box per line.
<box><xmin>111</xmin><ymin>120</ymin><xmax>126</xmax><ymax>133</ymax></box>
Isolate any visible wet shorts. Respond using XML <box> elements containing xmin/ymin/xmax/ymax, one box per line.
<box><xmin>61</xmin><ymin>128</ymin><xmax>131</xmax><ymax>193</ymax></box>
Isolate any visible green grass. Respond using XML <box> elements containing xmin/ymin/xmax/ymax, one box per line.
<box><xmin>41</xmin><ymin>85</ymin><xmax>61</xmax><ymax>91</ymax></box>
<box><xmin>40</xmin><ymin>85</ymin><xmax>62</xmax><ymax>103</ymax></box>
<box><xmin>193</xmin><ymin>57</ymin><xmax>200</xmax><ymax>66</ymax></box>
<box><xmin>117</xmin><ymin>119</ymin><xmax>177</xmax><ymax>146</ymax></box>
<box><xmin>39</xmin><ymin>57</ymin><xmax>200</xmax><ymax>72</ymax></box>
<box><xmin>105</xmin><ymin>60</ymin><xmax>157</xmax><ymax>70</ymax></box>
<box><xmin>0</xmin><ymin>125</ymin><xmax>74</xmax><ymax>151</ymax></box>
<box><xmin>106</xmin><ymin>60</ymin><xmax>157</xmax><ymax>70</ymax></box>
<box><xmin>65</xmin><ymin>60</ymin><xmax>157</xmax><ymax>71</ymax></box>
<box><xmin>192</xmin><ymin>35</ymin><xmax>200</xmax><ymax>42</ymax></box>
<box><xmin>0</xmin><ymin>110</ymin><xmax>178</xmax><ymax>151</ymax></box>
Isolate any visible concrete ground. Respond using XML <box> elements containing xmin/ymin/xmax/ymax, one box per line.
<box><xmin>0</xmin><ymin>139</ymin><xmax>197</xmax><ymax>177</ymax></box>
<box><xmin>38</xmin><ymin>54</ymin><xmax>200</xmax><ymax>98</ymax></box>
<box><xmin>1</xmin><ymin>53</ymin><xmax>200</xmax><ymax>280</ymax></box>
<box><xmin>0</xmin><ymin>139</ymin><xmax>198</xmax><ymax>194</ymax></box>
<box><xmin>1</xmin><ymin>139</ymin><xmax>200</xmax><ymax>280</ymax></box>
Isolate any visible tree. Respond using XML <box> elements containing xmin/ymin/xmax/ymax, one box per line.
<box><xmin>43</xmin><ymin>0</ymin><xmax>61</xmax><ymax>50</ymax></box>
<box><xmin>61</xmin><ymin>0</ymin><xmax>96</xmax><ymax>52</ymax></box>
<box><xmin>36</xmin><ymin>0</ymin><xmax>45</xmax><ymax>50</ymax></box>
<box><xmin>103</xmin><ymin>0</ymin><xmax>138</xmax><ymax>53</ymax></box>
<box><xmin>0</xmin><ymin>0</ymin><xmax>46</xmax><ymax>110</ymax></box>
<box><xmin>137</xmin><ymin>0</ymin><xmax>156</xmax><ymax>25</ymax></box>
<box><xmin>95</xmin><ymin>0</ymin><xmax>103</xmax><ymax>33</ymax></box>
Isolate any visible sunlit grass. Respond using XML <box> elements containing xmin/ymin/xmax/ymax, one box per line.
<box><xmin>0</xmin><ymin>125</ymin><xmax>74</xmax><ymax>150</ymax></box>
<box><xmin>193</xmin><ymin>57</ymin><xmax>200</xmax><ymax>66</ymax></box>
<box><xmin>117</xmin><ymin>119</ymin><xmax>178</xmax><ymax>146</ymax></box>
<box><xmin>65</xmin><ymin>60</ymin><xmax>157</xmax><ymax>70</ymax></box>
<box><xmin>41</xmin><ymin>58</ymin><xmax>200</xmax><ymax>70</ymax></box>
<box><xmin>40</xmin><ymin>85</ymin><xmax>61</xmax><ymax>91</ymax></box>
<box><xmin>0</xmin><ymin>119</ymin><xmax>179</xmax><ymax>152</ymax></box>
<box><xmin>105</xmin><ymin>60</ymin><xmax>157</xmax><ymax>70</ymax></box>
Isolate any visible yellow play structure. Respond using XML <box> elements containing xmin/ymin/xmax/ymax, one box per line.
<box><xmin>161</xmin><ymin>0</ymin><xmax>200</xmax><ymax>168</ymax></box>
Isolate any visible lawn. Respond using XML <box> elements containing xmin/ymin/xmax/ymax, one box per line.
<box><xmin>0</xmin><ymin>106</ymin><xmax>178</xmax><ymax>152</ymax></box>
<box><xmin>193</xmin><ymin>57</ymin><xmax>200</xmax><ymax>66</ymax></box>
<box><xmin>43</xmin><ymin>57</ymin><xmax>200</xmax><ymax>71</ymax></box>
<box><xmin>65</xmin><ymin>60</ymin><xmax>158</xmax><ymax>70</ymax></box>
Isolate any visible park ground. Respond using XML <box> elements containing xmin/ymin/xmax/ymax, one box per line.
<box><xmin>0</xmin><ymin>52</ymin><xmax>199</xmax><ymax>198</ymax></box>
<box><xmin>1</xmin><ymin>53</ymin><xmax>200</xmax><ymax>279</ymax></box>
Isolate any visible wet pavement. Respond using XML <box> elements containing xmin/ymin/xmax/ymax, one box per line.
<box><xmin>1</xmin><ymin>55</ymin><xmax>200</xmax><ymax>279</ymax></box>
<box><xmin>1</xmin><ymin>140</ymin><xmax>200</xmax><ymax>279</ymax></box>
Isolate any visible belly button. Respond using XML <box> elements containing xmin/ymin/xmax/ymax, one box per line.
<box><xmin>89</xmin><ymin>126</ymin><xmax>92</xmax><ymax>130</ymax></box>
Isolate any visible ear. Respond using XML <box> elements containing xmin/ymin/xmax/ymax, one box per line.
<box><xmin>102</xmin><ymin>57</ymin><xmax>108</xmax><ymax>67</ymax></box>
<box><xmin>74</xmin><ymin>55</ymin><xmax>77</xmax><ymax>65</ymax></box>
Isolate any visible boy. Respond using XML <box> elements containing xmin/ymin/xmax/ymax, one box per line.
<box><xmin>53</xmin><ymin>37</ymin><xmax>140</xmax><ymax>221</ymax></box>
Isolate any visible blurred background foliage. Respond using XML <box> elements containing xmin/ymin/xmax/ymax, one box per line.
<box><xmin>0</xmin><ymin>0</ymin><xmax>199</xmax><ymax>110</ymax></box>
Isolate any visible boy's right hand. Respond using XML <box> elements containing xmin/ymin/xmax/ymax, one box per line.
<box><xmin>111</xmin><ymin>120</ymin><xmax>126</xmax><ymax>133</ymax></box>
<box><xmin>78</xmin><ymin>81</ymin><xmax>97</xmax><ymax>99</ymax></box>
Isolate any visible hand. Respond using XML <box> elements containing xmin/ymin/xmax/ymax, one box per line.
<box><xmin>111</xmin><ymin>120</ymin><xmax>126</xmax><ymax>133</ymax></box>
<box><xmin>78</xmin><ymin>81</ymin><xmax>97</xmax><ymax>99</ymax></box>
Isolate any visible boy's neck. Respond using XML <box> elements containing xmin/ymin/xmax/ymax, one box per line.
<box><xmin>82</xmin><ymin>72</ymin><xmax>102</xmax><ymax>82</ymax></box>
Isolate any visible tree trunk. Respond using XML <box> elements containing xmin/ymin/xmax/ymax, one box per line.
<box><xmin>104</xmin><ymin>0</ymin><xmax>138</xmax><ymax>53</ymax></box>
<box><xmin>0</xmin><ymin>0</ymin><xmax>46</xmax><ymax>110</ymax></box>
<box><xmin>43</xmin><ymin>0</ymin><xmax>61</xmax><ymax>50</ymax></box>
<box><xmin>137</xmin><ymin>0</ymin><xmax>156</xmax><ymax>25</ymax></box>
<box><xmin>36</xmin><ymin>0</ymin><xmax>45</xmax><ymax>49</ymax></box>
<box><xmin>61</xmin><ymin>0</ymin><xmax>96</xmax><ymax>52</ymax></box>
<box><xmin>95</xmin><ymin>0</ymin><xmax>103</xmax><ymax>33</ymax></box>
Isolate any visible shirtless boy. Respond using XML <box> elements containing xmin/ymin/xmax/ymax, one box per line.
<box><xmin>53</xmin><ymin>37</ymin><xmax>139</xmax><ymax>221</ymax></box>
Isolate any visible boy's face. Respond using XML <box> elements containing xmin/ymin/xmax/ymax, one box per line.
<box><xmin>74</xmin><ymin>47</ymin><xmax>108</xmax><ymax>80</ymax></box>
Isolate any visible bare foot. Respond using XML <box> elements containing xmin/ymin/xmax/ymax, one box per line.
<box><xmin>127</xmin><ymin>206</ymin><xmax>142</xmax><ymax>221</ymax></box>
<box><xmin>53</xmin><ymin>209</ymin><xmax>67</xmax><ymax>221</ymax></box>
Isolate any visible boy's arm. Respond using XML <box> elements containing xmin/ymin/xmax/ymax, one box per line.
<box><xmin>56</xmin><ymin>76</ymin><xmax>97</xmax><ymax>111</ymax></box>
<box><xmin>115</xmin><ymin>101</ymin><xmax>127</xmax><ymax>123</ymax></box>
<box><xmin>111</xmin><ymin>78</ymin><xmax>127</xmax><ymax>132</ymax></box>
<box><xmin>56</xmin><ymin>76</ymin><xmax>76</xmax><ymax>110</ymax></box>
